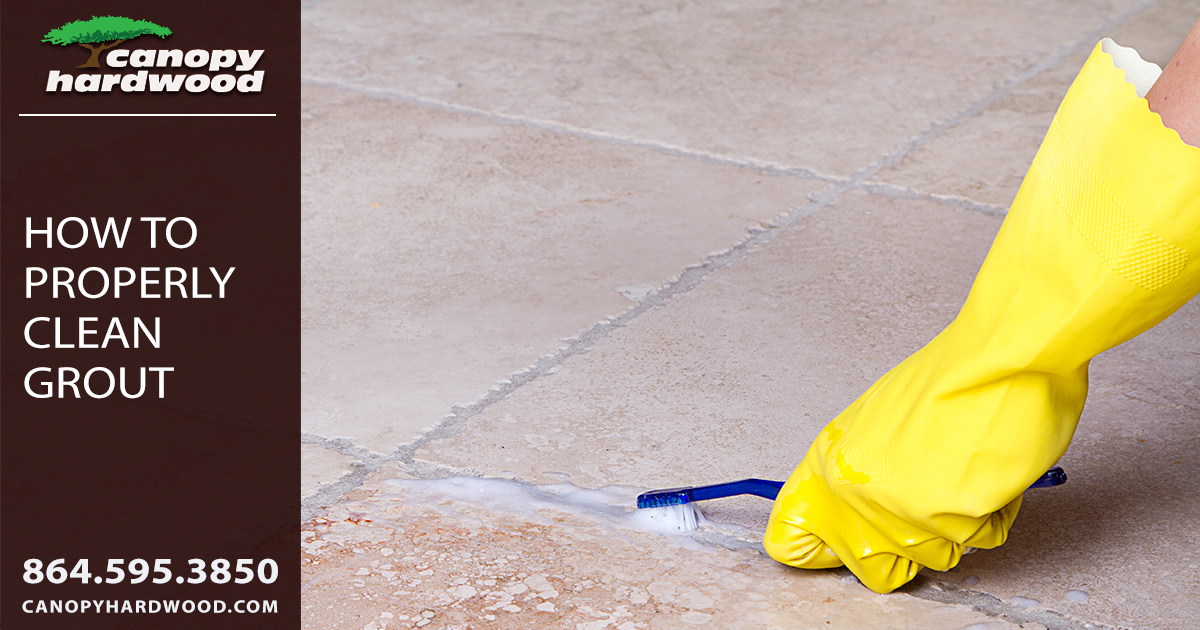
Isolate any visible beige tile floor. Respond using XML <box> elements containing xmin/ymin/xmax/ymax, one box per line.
<box><xmin>301</xmin><ymin>0</ymin><xmax>1200</xmax><ymax>628</ymax></box>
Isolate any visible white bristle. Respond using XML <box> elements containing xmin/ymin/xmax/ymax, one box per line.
<box><xmin>632</xmin><ymin>503</ymin><xmax>699</xmax><ymax>533</ymax></box>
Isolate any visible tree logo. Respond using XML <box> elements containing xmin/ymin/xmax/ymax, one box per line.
<box><xmin>42</xmin><ymin>16</ymin><xmax>172</xmax><ymax>69</ymax></box>
<box><xmin>38</xmin><ymin>16</ymin><xmax>266</xmax><ymax>95</ymax></box>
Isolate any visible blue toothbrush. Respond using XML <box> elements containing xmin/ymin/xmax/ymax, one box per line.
<box><xmin>636</xmin><ymin>466</ymin><xmax>1067</xmax><ymax>509</ymax></box>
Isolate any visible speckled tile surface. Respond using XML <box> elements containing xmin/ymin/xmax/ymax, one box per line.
<box><xmin>301</xmin><ymin>473</ymin><xmax>1034</xmax><ymax>630</ymax></box>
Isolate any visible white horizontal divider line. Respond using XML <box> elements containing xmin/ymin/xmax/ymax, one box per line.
<box><xmin>19</xmin><ymin>113</ymin><xmax>276</xmax><ymax>117</ymax></box>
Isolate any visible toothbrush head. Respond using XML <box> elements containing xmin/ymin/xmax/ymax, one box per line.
<box><xmin>636</xmin><ymin>487</ymin><xmax>693</xmax><ymax>509</ymax></box>
<box><xmin>632</xmin><ymin>502</ymin><xmax>700</xmax><ymax>532</ymax></box>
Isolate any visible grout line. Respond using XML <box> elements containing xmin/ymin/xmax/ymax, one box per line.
<box><xmin>901</xmin><ymin>574</ymin><xmax>1111</xmax><ymax>630</ymax></box>
<box><xmin>847</xmin><ymin>0</ymin><xmax>1159</xmax><ymax>188</ymax></box>
<box><xmin>301</xmin><ymin>433</ymin><xmax>392</xmax><ymax>519</ymax></box>
<box><xmin>860</xmin><ymin>181</ymin><xmax>1008</xmax><ymax>217</ymax></box>
<box><xmin>302</xmin><ymin>431</ymin><xmax>381</xmax><ymax>461</ymax></box>
<box><xmin>301</xmin><ymin>75</ymin><xmax>849</xmax><ymax>185</ymax></box>
<box><xmin>301</xmin><ymin>432</ymin><xmax>480</xmax><ymax>519</ymax></box>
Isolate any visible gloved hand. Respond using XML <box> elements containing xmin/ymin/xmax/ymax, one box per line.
<box><xmin>764</xmin><ymin>39</ymin><xmax>1200</xmax><ymax>594</ymax></box>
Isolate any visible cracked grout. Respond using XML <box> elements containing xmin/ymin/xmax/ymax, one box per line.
<box><xmin>302</xmin><ymin>0</ymin><xmax>1161</xmax><ymax>503</ymax></box>
<box><xmin>301</xmin><ymin>431</ymin><xmax>478</xmax><ymax>520</ymax></box>
<box><xmin>301</xmin><ymin>427</ymin><xmax>488</xmax><ymax>520</ymax></box>
<box><xmin>302</xmin><ymin>431</ymin><xmax>380</xmax><ymax>461</ymax></box>
<box><xmin>302</xmin><ymin>432</ymin><xmax>393</xmax><ymax>520</ymax></box>
<box><xmin>860</xmin><ymin>181</ymin><xmax>1008</xmax><ymax>217</ymax></box>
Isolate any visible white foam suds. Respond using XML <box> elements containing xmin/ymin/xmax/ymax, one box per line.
<box><xmin>1064</xmin><ymin>589</ymin><xmax>1089</xmax><ymax>603</ymax></box>
<box><xmin>381</xmin><ymin>476</ymin><xmax>709</xmax><ymax>538</ymax></box>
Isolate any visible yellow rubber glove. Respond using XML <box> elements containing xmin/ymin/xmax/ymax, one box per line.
<box><xmin>764</xmin><ymin>39</ymin><xmax>1200</xmax><ymax>594</ymax></box>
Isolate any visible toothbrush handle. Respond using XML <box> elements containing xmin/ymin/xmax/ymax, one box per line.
<box><xmin>1027</xmin><ymin>466</ymin><xmax>1067</xmax><ymax>489</ymax></box>
<box><xmin>688</xmin><ymin>467</ymin><xmax>1066</xmax><ymax>503</ymax></box>
<box><xmin>689</xmin><ymin>478</ymin><xmax>785</xmax><ymax>502</ymax></box>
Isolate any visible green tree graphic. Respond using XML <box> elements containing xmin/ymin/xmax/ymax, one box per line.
<box><xmin>42</xmin><ymin>16</ymin><xmax>172</xmax><ymax>69</ymax></box>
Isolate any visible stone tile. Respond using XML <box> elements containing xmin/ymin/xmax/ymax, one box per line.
<box><xmin>302</xmin><ymin>0</ymin><xmax>1140</xmax><ymax>177</ymax></box>
<box><xmin>302</xmin><ymin>443</ymin><xmax>360</xmax><ymax>499</ymax></box>
<box><xmin>301</xmin><ymin>84</ymin><xmax>823</xmax><ymax>454</ymax></box>
<box><xmin>870</xmin><ymin>0</ymin><xmax>1197</xmax><ymax>207</ymax></box>
<box><xmin>301</xmin><ymin>475</ymin><xmax>1022</xmax><ymax>630</ymax></box>
<box><xmin>414</xmin><ymin>192</ymin><xmax>1001</xmax><ymax>530</ymax></box>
